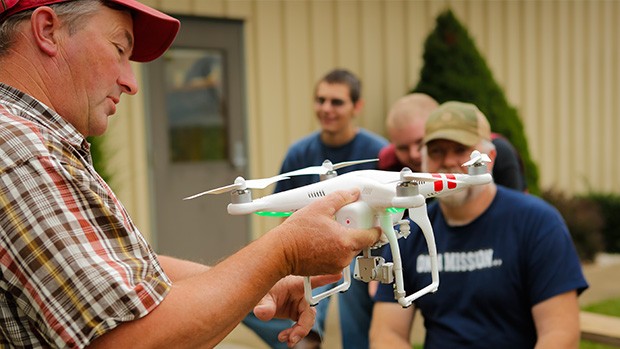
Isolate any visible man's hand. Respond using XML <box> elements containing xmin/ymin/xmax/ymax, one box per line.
<box><xmin>253</xmin><ymin>275</ymin><xmax>341</xmax><ymax>347</ymax></box>
<box><xmin>272</xmin><ymin>189</ymin><xmax>382</xmax><ymax>277</ymax></box>
<box><xmin>248</xmin><ymin>189</ymin><xmax>381</xmax><ymax>347</ymax></box>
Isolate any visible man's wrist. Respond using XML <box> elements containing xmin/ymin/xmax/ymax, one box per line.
<box><xmin>262</xmin><ymin>227</ymin><xmax>295</xmax><ymax>277</ymax></box>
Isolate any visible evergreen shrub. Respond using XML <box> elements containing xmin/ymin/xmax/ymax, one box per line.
<box><xmin>542</xmin><ymin>190</ymin><xmax>604</xmax><ymax>262</ymax></box>
<box><xmin>412</xmin><ymin>9</ymin><xmax>540</xmax><ymax>195</ymax></box>
<box><xmin>585</xmin><ymin>193</ymin><xmax>620</xmax><ymax>254</ymax></box>
<box><xmin>87</xmin><ymin>135</ymin><xmax>112</xmax><ymax>184</ymax></box>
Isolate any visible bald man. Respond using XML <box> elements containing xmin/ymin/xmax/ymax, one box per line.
<box><xmin>378</xmin><ymin>94</ymin><xmax>527</xmax><ymax>192</ymax></box>
<box><xmin>379</xmin><ymin>93</ymin><xmax>439</xmax><ymax>172</ymax></box>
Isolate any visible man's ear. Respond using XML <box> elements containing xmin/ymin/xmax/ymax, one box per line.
<box><xmin>30</xmin><ymin>6</ymin><xmax>61</xmax><ymax>57</ymax></box>
<box><xmin>487</xmin><ymin>147</ymin><xmax>498</xmax><ymax>172</ymax></box>
<box><xmin>353</xmin><ymin>98</ymin><xmax>365</xmax><ymax>115</ymax></box>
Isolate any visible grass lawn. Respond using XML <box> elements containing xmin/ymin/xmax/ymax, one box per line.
<box><xmin>580</xmin><ymin>297</ymin><xmax>620</xmax><ymax>349</ymax></box>
<box><xmin>410</xmin><ymin>298</ymin><xmax>620</xmax><ymax>349</ymax></box>
<box><xmin>583</xmin><ymin>298</ymin><xmax>620</xmax><ymax>317</ymax></box>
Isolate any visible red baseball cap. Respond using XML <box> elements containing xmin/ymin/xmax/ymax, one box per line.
<box><xmin>0</xmin><ymin>0</ymin><xmax>180</xmax><ymax>62</ymax></box>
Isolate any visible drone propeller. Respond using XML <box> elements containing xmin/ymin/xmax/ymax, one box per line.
<box><xmin>382</xmin><ymin>168</ymin><xmax>440</xmax><ymax>184</ymax></box>
<box><xmin>280</xmin><ymin>158</ymin><xmax>378</xmax><ymax>177</ymax></box>
<box><xmin>462</xmin><ymin>150</ymin><xmax>492</xmax><ymax>167</ymax></box>
<box><xmin>183</xmin><ymin>175</ymin><xmax>289</xmax><ymax>200</ymax></box>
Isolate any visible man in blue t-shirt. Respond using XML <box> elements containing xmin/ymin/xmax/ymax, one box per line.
<box><xmin>244</xmin><ymin>69</ymin><xmax>388</xmax><ymax>349</ymax></box>
<box><xmin>370</xmin><ymin>101</ymin><xmax>588</xmax><ymax>348</ymax></box>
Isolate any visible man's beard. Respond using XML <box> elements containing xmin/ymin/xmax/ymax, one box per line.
<box><xmin>436</xmin><ymin>167</ymin><xmax>484</xmax><ymax>207</ymax></box>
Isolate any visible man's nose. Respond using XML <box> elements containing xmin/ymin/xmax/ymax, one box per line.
<box><xmin>119</xmin><ymin>61</ymin><xmax>138</xmax><ymax>95</ymax></box>
<box><xmin>442</xmin><ymin>150</ymin><xmax>462</xmax><ymax>168</ymax></box>
<box><xmin>320</xmin><ymin>102</ymin><xmax>332</xmax><ymax>112</ymax></box>
<box><xmin>408</xmin><ymin>144</ymin><xmax>420</xmax><ymax>160</ymax></box>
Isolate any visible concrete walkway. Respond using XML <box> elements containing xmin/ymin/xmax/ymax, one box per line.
<box><xmin>216</xmin><ymin>254</ymin><xmax>620</xmax><ymax>349</ymax></box>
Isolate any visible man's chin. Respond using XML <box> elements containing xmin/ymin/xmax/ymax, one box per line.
<box><xmin>438</xmin><ymin>191</ymin><xmax>468</xmax><ymax>207</ymax></box>
<box><xmin>394</xmin><ymin>157</ymin><xmax>419</xmax><ymax>172</ymax></box>
<box><xmin>319</xmin><ymin>122</ymin><xmax>338</xmax><ymax>132</ymax></box>
<box><xmin>88</xmin><ymin>119</ymin><xmax>110</xmax><ymax>137</ymax></box>
<box><xmin>439</xmin><ymin>184</ymin><xmax>485</xmax><ymax>207</ymax></box>
<box><xmin>410</xmin><ymin>163</ymin><xmax>422</xmax><ymax>172</ymax></box>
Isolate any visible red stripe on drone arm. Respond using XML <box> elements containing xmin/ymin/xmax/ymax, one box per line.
<box><xmin>432</xmin><ymin>173</ymin><xmax>443</xmax><ymax>192</ymax></box>
<box><xmin>446</xmin><ymin>174</ymin><xmax>457</xmax><ymax>189</ymax></box>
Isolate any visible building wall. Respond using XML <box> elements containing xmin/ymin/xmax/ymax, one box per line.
<box><xmin>107</xmin><ymin>0</ymin><xmax>620</xmax><ymax>240</ymax></box>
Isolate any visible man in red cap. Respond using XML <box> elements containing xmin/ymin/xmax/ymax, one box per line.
<box><xmin>0</xmin><ymin>1</ymin><xmax>381</xmax><ymax>348</ymax></box>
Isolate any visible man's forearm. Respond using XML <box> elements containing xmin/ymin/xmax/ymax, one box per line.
<box><xmin>157</xmin><ymin>255</ymin><xmax>211</xmax><ymax>281</ymax></box>
<box><xmin>534</xmin><ymin>328</ymin><xmax>579</xmax><ymax>349</ymax></box>
<box><xmin>89</xmin><ymin>230</ymin><xmax>290</xmax><ymax>349</ymax></box>
<box><xmin>370</xmin><ymin>333</ymin><xmax>413</xmax><ymax>349</ymax></box>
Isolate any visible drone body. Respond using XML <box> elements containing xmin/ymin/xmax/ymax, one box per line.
<box><xmin>185</xmin><ymin>151</ymin><xmax>493</xmax><ymax>307</ymax></box>
<box><xmin>226</xmin><ymin>169</ymin><xmax>490</xmax><ymax>216</ymax></box>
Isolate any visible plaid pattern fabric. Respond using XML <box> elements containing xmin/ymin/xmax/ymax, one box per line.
<box><xmin>0</xmin><ymin>83</ymin><xmax>171</xmax><ymax>348</ymax></box>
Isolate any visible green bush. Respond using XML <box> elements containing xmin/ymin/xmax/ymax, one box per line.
<box><xmin>585</xmin><ymin>193</ymin><xmax>620</xmax><ymax>254</ymax></box>
<box><xmin>541</xmin><ymin>190</ymin><xmax>604</xmax><ymax>262</ymax></box>
<box><xmin>412</xmin><ymin>9</ymin><xmax>540</xmax><ymax>195</ymax></box>
<box><xmin>87</xmin><ymin>135</ymin><xmax>112</xmax><ymax>184</ymax></box>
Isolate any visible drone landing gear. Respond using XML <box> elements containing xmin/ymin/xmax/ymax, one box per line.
<box><xmin>302</xmin><ymin>199</ymin><xmax>439</xmax><ymax>308</ymax></box>
<box><xmin>355</xmin><ymin>208</ymin><xmax>439</xmax><ymax>308</ymax></box>
<box><xmin>302</xmin><ymin>200</ymin><xmax>373</xmax><ymax>306</ymax></box>
<box><xmin>303</xmin><ymin>266</ymin><xmax>351</xmax><ymax>306</ymax></box>
<box><xmin>354</xmin><ymin>219</ymin><xmax>410</xmax><ymax>284</ymax></box>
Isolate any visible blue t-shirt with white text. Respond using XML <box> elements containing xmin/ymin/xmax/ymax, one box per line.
<box><xmin>374</xmin><ymin>186</ymin><xmax>588</xmax><ymax>348</ymax></box>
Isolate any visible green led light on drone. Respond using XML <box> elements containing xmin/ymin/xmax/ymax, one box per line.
<box><xmin>386</xmin><ymin>207</ymin><xmax>406</xmax><ymax>214</ymax></box>
<box><xmin>255</xmin><ymin>211</ymin><xmax>293</xmax><ymax>217</ymax></box>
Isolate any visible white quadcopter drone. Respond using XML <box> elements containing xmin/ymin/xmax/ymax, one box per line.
<box><xmin>185</xmin><ymin>151</ymin><xmax>493</xmax><ymax>308</ymax></box>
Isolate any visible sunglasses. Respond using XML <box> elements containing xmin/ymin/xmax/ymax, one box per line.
<box><xmin>315</xmin><ymin>97</ymin><xmax>348</xmax><ymax>107</ymax></box>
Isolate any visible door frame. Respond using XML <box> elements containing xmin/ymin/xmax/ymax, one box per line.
<box><xmin>143</xmin><ymin>16</ymin><xmax>249</xmax><ymax>264</ymax></box>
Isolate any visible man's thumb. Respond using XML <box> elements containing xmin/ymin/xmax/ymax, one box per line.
<box><xmin>352</xmin><ymin>227</ymin><xmax>382</xmax><ymax>250</ymax></box>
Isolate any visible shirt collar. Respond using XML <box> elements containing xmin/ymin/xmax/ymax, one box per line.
<box><xmin>0</xmin><ymin>82</ymin><xmax>90</xmax><ymax>153</ymax></box>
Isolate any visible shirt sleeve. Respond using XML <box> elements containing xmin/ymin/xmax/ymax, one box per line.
<box><xmin>274</xmin><ymin>150</ymin><xmax>300</xmax><ymax>193</ymax></box>
<box><xmin>491</xmin><ymin>136</ymin><xmax>526</xmax><ymax>191</ymax></box>
<box><xmin>522</xmin><ymin>204</ymin><xmax>589</xmax><ymax>305</ymax></box>
<box><xmin>1</xmin><ymin>155</ymin><xmax>171</xmax><ymax>348</ymax></box>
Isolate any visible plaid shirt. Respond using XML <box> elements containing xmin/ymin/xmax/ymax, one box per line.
<box><xmin>0</xmin><ymin>83</ymin><xmax>171</xmax><ymax>348</ymax></box>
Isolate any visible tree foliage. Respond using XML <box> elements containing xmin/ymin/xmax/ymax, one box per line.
<box><xmin>412</xmin><ymin>9</ymin><xmax>540</xmax><ymax>194</ymax></box>
<box><xmin>87</xmin><ymin>136</ymin><xmax>112</xmax><ymax>185</ymax></box>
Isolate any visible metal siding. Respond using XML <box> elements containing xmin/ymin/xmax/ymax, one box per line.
<box><xmin>310</xmin><ymin>1</ymin><xmax>337</xmax><ymax>83</ymax></box>
<box><xmin>360</xmin><ymin>0</ymin><xmax>386</xmax><ymax>134</ymax></box>
<box><xmin>193</xmin><ymin>0</ymin><xmax>226</xmax><ymax>16</ymax></box>
<box><xmin>336</xmin><ymin>1</ymin><xmax>361</xmax><ymax>72</ymax></box>
<box><xmin>384</xmin><ymin>0</ymin><xmax>408</xmax><ymax>112</ymax></box>
<box><xmin>255</xmin><ymin>1</ymin><xmax>287</xmax><ymax>180</ymax></box>
<box><xmin>557</xmin><ymin>2</ymin><xmax>571</xmax><ymax>191</ymax></box>
<box><xmin>283</xmin><ymin>1</ymin><xmax>314</xmax><ymax>143</ymax></box>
